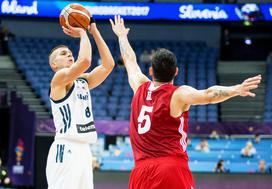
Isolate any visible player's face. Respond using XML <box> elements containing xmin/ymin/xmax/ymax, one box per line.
<box><xmin>52</xmin><ymin>47</ymin><xmax>74</xmax><ymax>70</ymax></box>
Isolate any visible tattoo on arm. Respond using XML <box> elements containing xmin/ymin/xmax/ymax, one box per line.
<box><xmin>212</xmin><ymin>90</ymin><xmax>230</xmax><ymax>98</ymax></box>
<box><xmin>118</xmin><ymin>38</ymin><xmax>134</xmax><ymax>61</ymax></box>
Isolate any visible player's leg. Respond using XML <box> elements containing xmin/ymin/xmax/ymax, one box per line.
<box><xmin>132</xmin><ymin>157</ymin><xmax>194</xmax><ymax>189</ymax></box>
<box><xmin>160</xmin><ymin>167</ymin><xmax>194</xmax><ymax>189</ymax></box>
<box><xmin>78</xmin><ymin>145</ymin><xmax>94</xmax><ymax>189</ymax></box>
<box><xmin>46</xmin><ymin>141</ymin><xmax>81</xmax><ymax>189</ymax></box>
<box><xmin>186</xmin><ymin>168</ymin><xmax>195</xmax><ymax>189</ymax></box>
<box><xmin>128</xmin><ymin>166</ymin><xmax>148</xmax><ymax>189</ymax></box>
<box><xmin>46</xmin><ymin>142</ymin><xmax>61</xmax><ymax>189</ymax></box>
<box><xmin>150</xmin><ymin>163</ymin><xmax>195</xmax><ymax>189</ymax></box>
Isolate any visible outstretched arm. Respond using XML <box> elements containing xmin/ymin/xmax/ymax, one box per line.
<box><xmin>110</xmin><ymin>15</ymin><xmax>149</xmax><ymax>93</ymax></box>
<box><xmin>51</xmin><ymin>22</ymin><xmax>91</xmax><ymax>87</ymax></box>
<box><xmin>175</xmin><ymin>75</ymin><xmax>262</xmax><ymax>108</ymax></box>
<box><xmin>81</xmin><ymin>23</ymin><xmax>115</xmax><ymax>90</ymax></box>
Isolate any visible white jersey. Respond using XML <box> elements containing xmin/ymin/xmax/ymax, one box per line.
<box><xmin>50</xmin><ymin>78</ymin><xmax>97</xmax><ymax>144</ymax></box>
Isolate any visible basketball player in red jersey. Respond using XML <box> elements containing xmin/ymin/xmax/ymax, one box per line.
<box><xmin>110</xmin><ymin>15</ymin><xmax>262</xmax><ymax>189</ymax></box>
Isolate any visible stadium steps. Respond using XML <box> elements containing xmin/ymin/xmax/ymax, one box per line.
<box><xmin>0</xmin><ymin>56</ymin><xmax>50</xmax><ymax>119</ymax></box>
<box><xmin>218</xmin><ymin>61</ymin><xmax>266</xmax><ymax>122</ymax></box>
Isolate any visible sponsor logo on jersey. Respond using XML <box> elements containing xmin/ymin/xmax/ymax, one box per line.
<box><xmin>76</xmin><ymin>121</ymin><xmax>96</xmax><ymax>133</ymax></box>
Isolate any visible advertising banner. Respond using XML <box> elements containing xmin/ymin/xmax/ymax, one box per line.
<box><xmin>7</xmin><ymin>92</ymin><xmax>36</xmax><ymax>186</ymax></box>
<box><xmin>0</xmin><ymin>0</ymin><xmax>272</xmax><ymax>21</ymax></box>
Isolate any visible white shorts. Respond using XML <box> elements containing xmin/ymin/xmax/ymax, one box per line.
<box><xmin>46</xmin><ymin>139</ymin><xmax>93</xmax><ymax>189</ymax></box>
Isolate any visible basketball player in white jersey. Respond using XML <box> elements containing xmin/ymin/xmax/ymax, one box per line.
<box><xmin>46</xmin><ymin>21</ymin><xmax>114</xmax><ymax>189</ymax></box>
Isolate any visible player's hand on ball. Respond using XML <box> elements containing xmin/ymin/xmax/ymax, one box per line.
<box><xmin>62</xmin><ymin>21</ymin><xmax>86</xmax><ymax>38</ymax></box>
<box><xmin>88</xmin><ymin>23</ymin><xmax>98</xmax><ymax>35</ymax></box>
<box><xmin>236</xmin><ymin>75</ymin><xmax>262</xmax><ymax>97</ymax></box>
<box><xmin>110</xmin><ymin>15</ymin><xmax>130</xmax><ymax>37</ymax></box>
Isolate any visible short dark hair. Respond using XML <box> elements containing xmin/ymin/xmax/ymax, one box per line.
<box><xmin>48</xmin><ymin>45</ymin><xmax>68</xmax><ymax>59</ymax></box>
<box><xmin>151</xmin><ymin>48</ymin><xmax>177</xmax><ymax>82</ymax></box>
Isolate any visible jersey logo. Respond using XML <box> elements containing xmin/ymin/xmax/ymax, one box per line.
<box><xmin>59</xmin><ymin>104</ymin><xmax>71</xmax><ymax>133</ymax></box>
<box><xmin>146</xmin><ymin>91</ymin><xmax>152</xmax><ymax>101</ymax></box>
<box><xmin>76</xmin><ymin>121</ymin><xmax>96</xmax><ymax>133</ymax></box>
<box><xmin>77</xmin><ymin>79</ymin><xmax>86</xmax><ymax>84</ymax></box>
<box><xmin>76</xmin><ymin>79</ymin><xmax>89</xmax><ymax>100</ymax></box>
<box><xmin>56</xmin><ymin>144</ymin><xmax>65</xmax><ymax>163</ymax></box>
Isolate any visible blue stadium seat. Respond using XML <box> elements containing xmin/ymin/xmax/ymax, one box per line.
<box><xmin>9</xmin><ymin>37</ymin><xmax>219</xmax><ymax>121</ymax></box>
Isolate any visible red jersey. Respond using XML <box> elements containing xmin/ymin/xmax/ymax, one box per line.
<box><xmin>130</xmin><ymin>81</ymin><xmax>189</xmax><ymax>163</ymax></box>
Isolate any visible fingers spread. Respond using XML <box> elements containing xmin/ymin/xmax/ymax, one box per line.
<box><xmin>245</xmin><ymin>75</ymin><xmax>262</xmax><ymax>83</ymax></box>
<box><xmin>244</xmin><ymin>80</ymin><xmax>261</xmax><ymax>87</ymax></box>
<box><xmin>66</xmin><ymin>21</ymin><xmax>72</xmax><ymax>29</ymax></box>
<box><xmin>246</xmin><ymin>85</ymin><xmax>259</xmax><ymax>91</ymax></box>
<box><xmin>121</xmin><ymin>18</ymin><xmax>124</xmax><ymax>26</ymax></box>
<box><xmin>109</xmin><ymin>19</ymin><xmax>114</xmax><ymax>27</ymax></box>
<box><xmin>63</xmin><ymin>31</ymin><xmax>72</xmax><ymax>37</ymax></box>
<box><xmin>115</xmin><ymin>15</ymin><xmax>118</xmax><ymax>24</ymax></box>
<box><xmin>246</xmin><ymin>92</ymin><xmax>256</xmax><ymax>97</ymax></box>
<box><xmin>117</xmin><ymin>15</ymin><xmax>121</xmax><ymax>24</ymax></box>
<box><xmin>62</xmin><ymin>27</ymin><xmax>72</xmax><ymax>35</ymax></box>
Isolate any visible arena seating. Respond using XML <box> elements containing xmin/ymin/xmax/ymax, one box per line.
<box><xmin>264</xmin><ymin>64</ymin><xmax>272</xmax><ymax>122</ymax></box>
<box><xmin>8</xmin><ymin>37</ymin><xmax>218</xmax><ymax>122</ymax></box>
<box><xmin>91</xmin><ymin>136</ymin><xmax>272</xmax><ymax>173</ymax></box>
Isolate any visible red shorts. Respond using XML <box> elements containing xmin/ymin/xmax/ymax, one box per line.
<box><xmin>128</xmin><ymin>156</ymin><xmax>195</xmax><ymax>189</ymax></box>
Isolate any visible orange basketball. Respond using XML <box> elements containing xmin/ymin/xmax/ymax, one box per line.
<box><xmin>59</xmin><ymin>4</ymin><xmax>91</xmax><ymax>30</ymax></box>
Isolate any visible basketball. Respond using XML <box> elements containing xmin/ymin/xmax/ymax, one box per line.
<box><xmin>59</xmin><ymin>4</ymin><xmax>91</xmax><ymax>30</ymax></box>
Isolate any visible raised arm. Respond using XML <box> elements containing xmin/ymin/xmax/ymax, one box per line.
<box><xmin>175</xmin><ymin>75</ymin><xmax>262</xmax><ymax>109</ymax></box>
<box><xmin>81</xmin><ymin>23</ymin><xmax>115</xmax><ymax>90</ymax></box>
<box><xmin>110</xmin><ymin>15</ymin><xmax>149</xmax><ymax>93</ymax></box>
<box><xmin>51</xmin><ymin>22</ymin><xmax>92</xmax><ymax>87</ymax></box>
